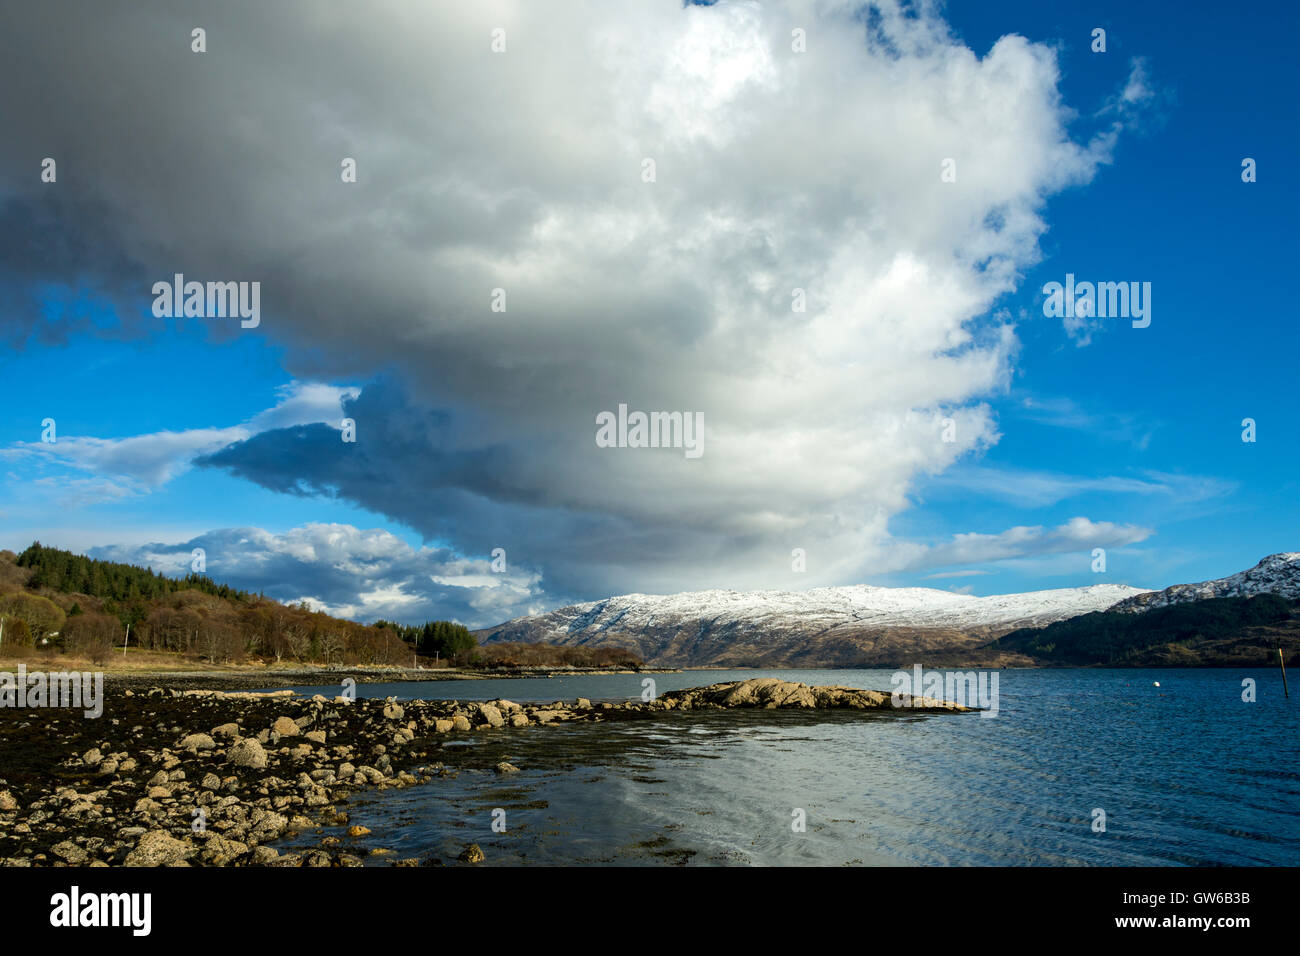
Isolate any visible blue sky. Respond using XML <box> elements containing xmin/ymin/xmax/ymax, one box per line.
<box><xmin>1</xmin><ymin>0</ymin><xmax>1295</xmax><ymax>626</ymax></box>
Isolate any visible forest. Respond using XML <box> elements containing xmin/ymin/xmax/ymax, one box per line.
<box><xmin>0</xmin><ymin>543</ymin><xmax>464</xmax><ymax>666</ymax></box>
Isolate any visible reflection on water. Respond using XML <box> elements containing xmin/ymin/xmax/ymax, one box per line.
<box><xmin>271</xmin><ymin>669</ymin><xmax>1300</xmax><ymax>866</ymax></box>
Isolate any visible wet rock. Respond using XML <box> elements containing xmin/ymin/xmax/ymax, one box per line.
<box><xmin>124</xmin><ymin>830</ymin><xmax>195</xmax><ymax>867</ymax></box>
<box><xmin>51</xmin><ymin>840</ymin><xmax>87</xmax><ymax>864</ymax></box>
<box><xmin>198</xmin><ymin>834</ymin><xmax>249</xmax><ymax>865</ymax></box>
<box><xmin>227</xmin><ymin>738</ymin><xmax>268</xmax><ymax>770</ymax></box>
<box><xmin>250</xmin><ymin>846</ymin><xmax>280</xmax><ymax>865</ymax></box>
<box><xmin>457</xmin><ymin>843</ymin><xmax>485</xmax><ymax>864</ymax></box>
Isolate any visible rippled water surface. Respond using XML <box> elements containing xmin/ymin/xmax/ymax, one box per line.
<box><xmin>272</xmin><ymin>668</ymin><xmax>1300</xmax><ymax>866</ymax></box>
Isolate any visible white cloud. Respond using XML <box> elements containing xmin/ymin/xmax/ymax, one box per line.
<box><xmin>92</xmin><ymin>523</ymin><xmax>548</xmax><ymax>628</ymax></box>
<box><xmin>900</xmin><ymin>516</ymin><xmax>1154</xmax><ymax>570</ymax></box>
<box><xmin>0</xmin><ymin>1</ymin><xmax>1158</xmax><ymax>600</ymax></box>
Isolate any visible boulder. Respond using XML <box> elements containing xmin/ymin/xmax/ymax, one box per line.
<box><xmin>457</xmin><ymin>843</ymin><xmax>485</xmax><ymax>864</ymax></box>
<box><xmin>198</xmin><ymin>834</ymin><xmax>249</xmax><ymax>866</ymax></box>
<box><xmin>51</xmin><ymin>840</ymin><xmax>87</xmax><ymax>864</ymax></box>
<box><xmin>227</xmin><ymin>738</ymin><xmax>268</xmax><ymax>770</ymax></box>
<box><xmin>124</xmin><ymin>830</ymin><xmax>195</xmax><ymax>867</ymax></box>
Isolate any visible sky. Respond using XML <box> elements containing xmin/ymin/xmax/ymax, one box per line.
<box><xmin>1</xmin><ymin>0</ymin><xmax>1296</xmax><ymax>628</ymax></box>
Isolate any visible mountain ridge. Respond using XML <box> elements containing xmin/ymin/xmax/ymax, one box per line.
<box><xmin>1110</xmin><ymin>553</ymin><xmax>1300</xmax><ymax>613</ymax></box>
<box><xmin>479</xmin><ymin>579</ymin><xmax>1150</xmax><ymax>667</ymax></box>
<box><xmin>480</xmin><ymin>554</ymin><xmax>1300</xmax><ymax>667</ymax></box>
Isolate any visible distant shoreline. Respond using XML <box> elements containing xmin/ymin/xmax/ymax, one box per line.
<box><xmin>88</xmin><ymin>665</ymin><xmax>680</xmax><ymax>693</ymax></box>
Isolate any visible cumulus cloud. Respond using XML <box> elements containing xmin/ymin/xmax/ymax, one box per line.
<box><xmin>91</xmin><ymin>524</ymin><xmax>548</xmax><ymax>627</ymax></box>
<box><xmin>0</xmin><ymin>1</ymin><xmax>1150</xmax><ymax>605</ymax></box>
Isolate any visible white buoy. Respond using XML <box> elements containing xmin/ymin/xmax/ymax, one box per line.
<box><xmin>1153</xmin><ymin>681</ymin><xmax>1160</xmax><ymax>687</ymax></box>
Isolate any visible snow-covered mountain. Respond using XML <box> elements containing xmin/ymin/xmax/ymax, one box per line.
<box><xmin>480</xmin><ymin>580</ymin><xmax>1149</xmax><ymax>667</ymax></box>
<box><xmin>1109</xmin><ymin>553</ymin><xmax>1300</xmax><ymax>613</ymax></box>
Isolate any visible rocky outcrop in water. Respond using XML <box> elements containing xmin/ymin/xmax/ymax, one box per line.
<box><xmin>656</xmin><ymin>677</ymin><xmax>966</xmax><ymax>711</ymax></box>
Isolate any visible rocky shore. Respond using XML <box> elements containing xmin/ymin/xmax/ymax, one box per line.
<box><xmin>0</xmin><ymin>679</ymin><xmax>965</xmax><ymax>867</ymax></box>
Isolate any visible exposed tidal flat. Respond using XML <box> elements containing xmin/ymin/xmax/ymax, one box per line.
<box><xmin>1</xmin><ymin>669</ymin><xmax>1296</xmax><ymax>866</ymax></box>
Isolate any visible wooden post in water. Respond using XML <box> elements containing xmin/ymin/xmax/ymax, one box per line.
<box><xmin>1280</xmin><ymin>645</ymin><xmax>1290</xmax><ymax>699</ymax></box>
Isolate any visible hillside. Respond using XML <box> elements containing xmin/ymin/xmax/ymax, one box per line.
<box><xmin>478</xmin><ymin>581</ymin><xmax>1148</xmax><ymax>667</ymax></box>
<box><xmin>480</xmin><ymin>555</ymin><xmax>1300</xmax><ymax>667</ymax></box>
<box><xmin>0</xmin><ymin>543</ymin><xmax>415</xmax><ymax>666</ymax></box>
<box><xmin>1109</xmin><ymin>552</ymin><xmax>1300</xmax><ymax>613</ymax></box>
<box><xmin>0</xmin><ymin>543</ymin><xmax>643</xmax><ymax>670</ymax></box>
<box><xmin>991</xmin><ymin>593</ymin><xmax>1300</xmax><ymax>666</ymax></box>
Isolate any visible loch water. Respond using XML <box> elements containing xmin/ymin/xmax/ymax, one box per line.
<box><xmin>270</xmin><ymin>668</ymin><xmax>1300</xmax><ymax>866</ymax></box>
